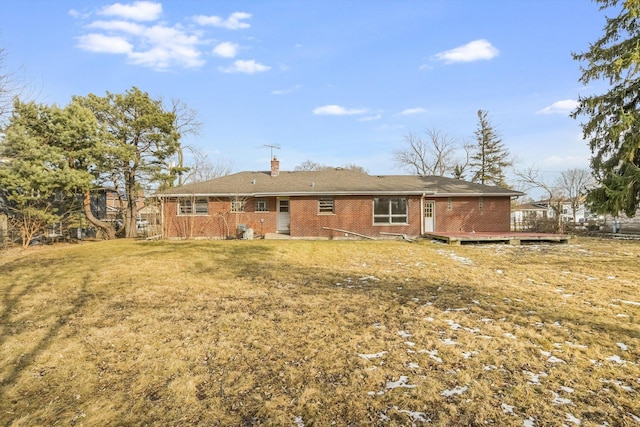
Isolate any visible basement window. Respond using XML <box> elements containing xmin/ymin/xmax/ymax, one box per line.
<box><xmin>373</xmin><ymin>197</ymin><xmax>408</xmax><ymax>225</ymax></box>
<box><xmin>479</xmin><ymin>197</ymin><xmax>484</xmax><ymax>210</ymax></box>
<box><xmin>447</xmin><ymin>197</ymin><xmax>452</xmax><ymax>210</ymax></box>
<box><xmin>178</xmin><ymin>197</ymin><xmax>208</xmax><ymax>215</ymax></box>
<box><xmin>318</xmin><ymin>197</ymin><xmax>334</xmax><ymax>214</ymax></box>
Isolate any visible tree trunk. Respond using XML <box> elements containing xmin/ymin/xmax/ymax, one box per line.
<box><xmin>83</xmin><ymin>190</ymin><xmax>116</xmax><ymax>240</ymax></box>
<box><xmin>124</xmin><ymin>170</ymin><xmax>138</xmax><ymax>238</ymax></box>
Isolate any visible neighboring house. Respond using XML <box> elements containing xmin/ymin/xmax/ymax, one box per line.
<box><xmin>156</xmin><ymin>158</ymin><xmax>522</xmax><ymax>240</ymax></box>
<box><xmin>512</xmin><ymin>199</ymin><xmax>590</xmax><ymax>225</ymax></box>
<box><xmin>90</xmin><ymin>187</ymin><xmax>147</xmax><ymax>224</ymax></box>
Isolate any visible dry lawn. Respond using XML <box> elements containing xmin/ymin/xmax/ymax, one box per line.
<box><xmin>1</xmin><ymin>237</ymin><xmax>639</xmax><ymax>426</ymax></box>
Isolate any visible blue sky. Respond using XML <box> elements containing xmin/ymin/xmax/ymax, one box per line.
<box><xmin>1</xmin><ymin>0</ymin><xmax>608</xmax><ymax>188</ymax></box>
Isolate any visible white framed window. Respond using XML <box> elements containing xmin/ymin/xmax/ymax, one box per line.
<box><xmin>178</xmin><ymin>197</ymin><xmax>208</xmax><ymax>215</ymax></box>
<box><xmin>231</xmin><ymin>200</ymin><xmax>245</xmax><ymax>213</ymax></box>
<box><xmin>318</xmin><ymin>197</ymin><xmax>334</xmax><ymax>214</ymax></box>
<box><xmin>373</xmin><ymin>197</ymin><xmax>408</xmax><ymax>224</ymax></box>
<box><xmin>256</xmin><ymin>199</ymin><xmax>268</xmax><ymax>212</ymax></box>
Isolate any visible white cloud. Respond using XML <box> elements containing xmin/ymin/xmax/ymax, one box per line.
<box><xmin>87</xmin><ymin>20</ymin><xmax>145</xmax><ymax>35</ymax></box>
<box><xmin>99</xmin><ymin>1</ymin><xmax>162</xmax><ymax>21</ymax></box>
<box><xmin>359</xmin><ymin>113</ymin><xmax>382</xmax><ymax>121</ymax></box>
<box><xmin>536</xmin><ymin>99</ymin><xmax>578</xmax><ymax>115</ymax></box>
<box><xmin>313</xmin><ymin>105</ymin><xmax>368</xmax><ymax>116</ymax></box>
<box><xmin>193</xmin><ymin>12</ymin><xmax>251</xmax><ymax>29</ymax></box>
<box><xmin>435</xmin><ymin>39</ymin><xmax>499</xmax><ymax>64</ymax></box>
<box><xmin>73</xmin><ymin>6</ymin><xmax>258</xmax><ymax>71</ymax></box>
<box><xmin>543</xmin><ymin>154</ymin><xmax>590</xmax><ymax>168</ymax></box>
<box><xmin>399</xmin><ymin>108</ymin><xmax>427</xmax><ymax>115</ymax></box>
<box><xmin>220</xmin><ymin>59</ymin><xmax>270</xmax><ymax>74</ymax></box>
<box><xmin>271</xmin><ymin>84</ymin><xmax>302</xmax><ymax>95</ymax></box>
<box><xmin>213</xmin><ymin>42</ymin><xmax>239</xmax><ymax>58</ymax></box>
<box><xmin>76</xmin><ymin>33</ymin><xmax>133</xmax><ymax>54</ymax></box>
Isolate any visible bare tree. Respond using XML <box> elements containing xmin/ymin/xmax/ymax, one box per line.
<box><xmin>183</xmin><ymin>149</ymin><xmax>233</xmax><ymax>183</ymax></box>
<box><xmin>164</xmin><ymin>98</ymin><xmax>203</xmax><ymax>187</ymax></box>
<box><xmin>394</xmin><ymin>129</ymin><xmax>457</xmax><ymax>176</ymax></box>
<box><xmin>294</xmin><ymin>160</ymin><xmax>368</xmax><ymax>173</ymax></box>
<box><xmin>294</xmin><ymin>160</ymin><xmax>323</xmax><ymax>171</ymax></box>
<box><xmin>0</xmin><ymin>45</ymin><xmax>24</xmax><ymax>125</ymax></box>
<box><xmin>452</xmin><ymin>141</ymin><xmax>473</xmax><ymax>179</ymax></box>
<box><xmin>555</xmin><ymin>168</ymin><xmax>595</xmax><ymax>223</ymax></box>
<box><xmin>515</xmin><ymin>167</ymin><xmax>565</xmax><ymax>232</ymax></box>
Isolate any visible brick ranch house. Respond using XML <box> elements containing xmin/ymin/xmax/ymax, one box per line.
<box><xmin>156</xmin><ymin>158</ymin><xmax>522</xmax><ymax>239</ymax></box>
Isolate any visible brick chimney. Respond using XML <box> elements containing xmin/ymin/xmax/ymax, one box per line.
<box><xmin>270</xmin><ymin>156</ymin><xmax>280</xmax><ymax>177</ymax></box>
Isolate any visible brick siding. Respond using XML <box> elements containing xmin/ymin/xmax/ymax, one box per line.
<box><xmin>433</xmin><ymin>196</ymin><xmax>512</xmax><ymax>232</ymax></box>
<box><xmin>162</xmin><ymin>195</ymin><xmax>513</xmax><ymax>238</ymax></box>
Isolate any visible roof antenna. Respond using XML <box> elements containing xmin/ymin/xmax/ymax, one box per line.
<box><xmin>263</xmin><ymin>144</ymin><xmax>281</xmax><ymax>159</ymax></box>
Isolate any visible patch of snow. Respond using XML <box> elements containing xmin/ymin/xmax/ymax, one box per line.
<box><xmin>501</xmin><ymin>403</ymin><xmax>514</xmax><ymax>414</ymax></box>
<box><xmin>398</xmin><ymin>330</ymin><xmax>412</xmax><ymax>338</ymax></box>
<box><xmin>523</xmin><ymin>416</ymin><xmax>536</xmax><ymax>427</ymax></box>
<box><xmin>560</xmin><ymin>386</ymin><xmax>574</xmax><ymax>393</ymax></box>
<box><xmin>397</xmin><ymin>409</ymin><xmax>428</xmax><ymax>423</ymax></box>
<box><xmin>524</xmin><ymin>370</ymin><xmax>547</xmax><ymax>385</ymax></box>
<box><xmin>386</xmin><ymin>376</ymin><xmax>417</xmax><ymax>389</ymax></box>
<box><xmin>551</xmin><ymin>392</ymin><xmax>572</xmax><ymax>405</ymax></box>
<box><xmin>605</xmin><ymin>355</ymin><xmax>626</xmax><ymax>364</ymax></box>
<box><xmin>424</xmin><ymin>317</ymin><xmax>434</xmax><ymax>322</ymax></box>
<box><xmin>447</xmin><ymin>320</ymin><xmax>461</xmax><ymax>330</ymax></box>
<box><xmin>441</xmin><ymin>338</ymin><xmax>458</xmax><ymax>345</ymax></box>
<box><xmin>484</xmin><ymin>365</ymin><xmax>497</xmax><ymax>371</ymax></box>
<box><xmin>480</xmin><ymin>318</ymin><xmax>493</xmax><ymax>323</ymax></box>
<box><xmin>441</xmin><ymin>385</ymin><xmax>468</xmax><ymax>397</ymax></box>
<box><xmin>540</xmin><ymin>350</ymin><xmax>551</xmax><ymax>357</ymax></box>
<box><xmin>462</xmin><ymin>351</ymin><xmax>479</xmax><ymax>359</ymax></box>
<box><xmin>548</xmin><ymin>356</ymin><xmax>565</xmax><ymax>364</ymax></box>
<box><xmin>294</xmin><ymin>416</ymin><xmax>305</xmax><ymax>427</ymax></box>
<box><xmin>359</xmin><ymin>351</ymin><xmax>387</xmax><ymax>360</ymax></box>
<box><xmin>565</xmin><ymin>413</ymin><xmax>581</xmax><ymax>425</ymax></box>
<box><xmin>496</xmin><ymin>269</ymin><xmax>504</xmax><ymax>274</ymax></box>
<box><xmin>472</xmin><ymin>299</ymin><xmax>480</xmax><ymax>304</ymax></box>
<box><xmin>405</xmin><ymin>341</ymin><xmax>416</xmax><ymax>347</ymax></box>
<box><xmin>407</xmin><ymin>362</ymin><xmax>419</xmax><ymax>369</ymax></box>
<box><xmin>504</xmin><ymin>333</ymin><xmax>517</xmax><ymax>339</ymax></box>
<box><xmin>565</xmin><ymin>341</ymin><xmax>588</xmax><ymax>349</ymax></box>
<box><xmin>359</xmin><ymin>275</ymin><xmax>379</xmax><ymax>281</ymax></box>
<box><xmin>612</xmin><ymin>299</ymin><xmax>640</xmax><ymax>306</ymax></box>
<box><xmin>437</xmin><ymin>249</ymin><xmax>473</xmax><ymax>266</ymax></box>
<box><xmin>617</xmin><ymin>342</ymin><xmax>628</xmax><ymax>351</ymax></box>
<box><xmin>419</xmin><ymin>349</ymin><xmax>442</xmax><ymax>363</ymax></box>
<box><xmin>617</xmin><ymin>314</ymin><xmax>629</xmax><ymax>318</ymax></box>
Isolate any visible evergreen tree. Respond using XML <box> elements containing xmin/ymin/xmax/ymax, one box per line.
<box><xmin>469</xmin><ymin>109</ymin><xmax>512</xmax><ymax>187</ymax></box>
<box><xmin>572</xmin><ymin>0</ymin><xmax>640</xmax><ymax>217</ymax></box>
<box><xmin>0</xmin><ymin>100</ymin><xmax>99</xmax><ymax>245</ymax></box>
<box><xmin>74</xmin><ymin>87</ymin><xmax>180</xmax><ymax>237</ymax></box>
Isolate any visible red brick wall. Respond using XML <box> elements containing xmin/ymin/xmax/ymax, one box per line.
<box><xmin>161</xmin><ymin>195</ymin><xmax>513</xmax><ymax>238</ymax></box>
<box><xmin>162</xmin><ymin>197</ymin><xmax>278</xmax><ymax>238</ymax></box>
<box><xmin>289</xmin><ymin>196</ymin><xmax>422</xmax><ymax>238</ymax></box>
<box><xmin>432</xmin><ymin>196</ymin><xmax>512</xmax><ymax>232</ymax></box>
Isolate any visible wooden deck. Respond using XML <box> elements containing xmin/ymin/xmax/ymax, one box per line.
<box><xmin>425</xmin><ymin>231</ymin><xmax>571</xmax><ymax>245</ymax></box>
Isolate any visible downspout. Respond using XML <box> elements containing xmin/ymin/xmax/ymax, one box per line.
<box><xmin>160</xmin><ymin>196</ymin><xmax>165</xmax><ymax>240</ymax></box>
<box><xmin>420</xmin><ymin>193</ymin><xmax>425</xmax><ymax>236</ymax></box>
